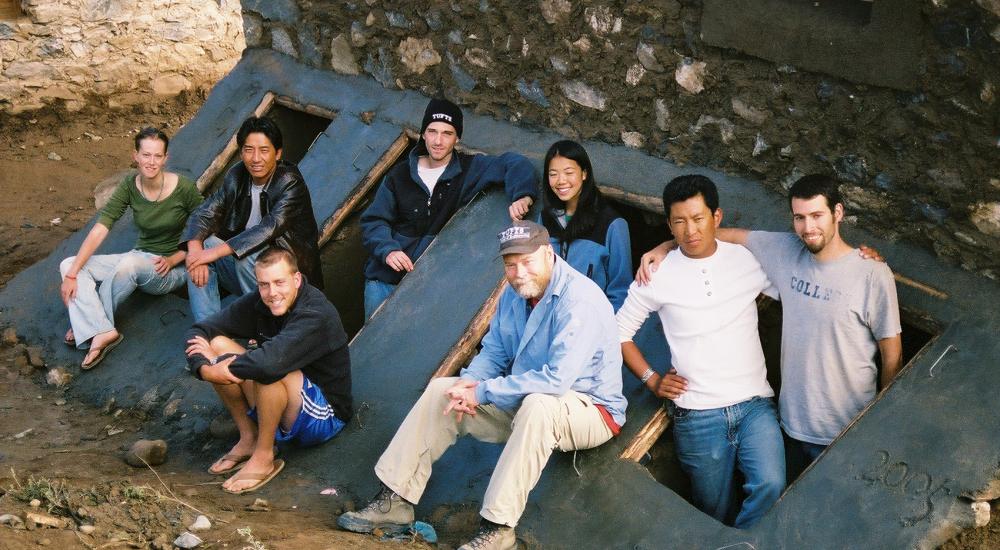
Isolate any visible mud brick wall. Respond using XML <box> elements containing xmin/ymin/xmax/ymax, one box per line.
<box><xmin>242</xmin><ymin>0</ymin><xmax>1000</xmax><ymax>279</ymax></box>
<box><xmin>0</xmin><ymin>0</ymin><xmax>244</xmax><ymax>114</ymax></box>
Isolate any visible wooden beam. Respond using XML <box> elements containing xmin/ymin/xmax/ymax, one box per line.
<box><xmin>431</xmin><ymin>279</ymin><xmax>507</xmax><ymax>379</ymax></box>
<box><xmin>600</xmin><ymin>185</ymin><xmax>664</xmax><ymax>215</ymax></box>
<box><xmin>275</xmin><ymin>95</ymin><xmax>338</xmax><ymax>121</ymax></box>
<box><xmin>894</xmin><ymin>273</ymin><xmax>948</xmax><ymax>300</ymax></box>
<box><xmin>619</xmin><ymin>405</ymin><xmax>671</xmax><ymax>461</ymax></box>
<box><xmin>194</xmin><ymin>92</ymin><xmax>275</xmax><ymax>192</ymax></box>
<box><xmin>317</xmin><ymin>131</ymin><xmax>410</xmax><ymax>247</ymax></box>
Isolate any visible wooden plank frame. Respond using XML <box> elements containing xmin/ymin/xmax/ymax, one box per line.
<box><xmin>620</xmin><ymin>406</ymin><xmax>670</xmax><ymax>461</ymax></box>
<box><xmin>317</xmin><ymin>132</ymin><xmax>410</xmax><ymax>247</ymax></box>
<box><xmin>432</xmin><ymin>280</ymin><xmax>507</xmax><ymax>379</ymax></box>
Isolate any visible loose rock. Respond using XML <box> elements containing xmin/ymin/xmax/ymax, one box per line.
<box><xmin>45</xmin><ymin>368</ymin><xmax>72</xmax><ymax>387</ymax></box>
<box><xmin>29</xmin><ymin>498</ymin><xmax>41</xmax><ymax>507</ymax></box>
<box><xmin>26</xmin><ymin>347</ymin><xmax>44</xmax><ymax>368</ymax></box>
<box><xmin>972</xmin><ymin>501</ymin><xmax>990</xmax><ymax>528</ymax></box>
<box><xmin>47</xmin><ymin>152</ymin><xmax>62</xmax><ymax>161</ymax></box>
<box><xmin>25</xmin><ymin>512</ymin><xmax>66</xmax><ymax>529</ymax></box>
<box><xmin>246</xmin><ymin>498</ymin><xmax>270</xmax><ymax>512</ymax></box>
<box><xmin>0</xmin><ymin>513</ymin><xmax>25</xmax><ymax>529</ymax></box>
<box><xmin>173</xmin><ymin>531</ymin><xmax>203</xmax><ymax>549</ymax></box>
<box><xmin>209</xmin><ymin>414</ymin><xmax>239</xmax><ymax>440</ymax></box>
<box><xmin>1</xmin><ymin>327</ymin><xmax>17</xmax><ymax>346</ymax></box>
<box><xmin>188</xmin><ymin>515</ymin><xmax>211</xmax><ymax>531</ymax></box>
<box><xmin>78</xmin><ymin>524</ymin><xmax>95</xmax><ymax>535</ymax></box>
<box><xmin>125</xmin><ymin>439</ymin><xmax>168</xmax><ymax>467</ymax></box>
<box><xmin>675</xmin><ymin>58</ymin><xmax>707</xmax><ymax>94</ymax></box>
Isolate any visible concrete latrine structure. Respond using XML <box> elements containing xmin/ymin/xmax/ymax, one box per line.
<box><xmin>2</xmin><ymin>47</ymin><xmax>998</xmax><ymax>547</ymax></box>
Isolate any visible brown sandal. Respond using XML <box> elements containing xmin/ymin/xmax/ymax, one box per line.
<box><xmin>209</xmin><ymin>453</ymin><xmax>252</xmax><ymax>475</ymax></box>
<box><xmin>81</xmin><ymin>334</ymin><xmax>123</xmax><ymax>370</ymax></box>
<box><xmin>223</xmin><ymin>459</ymin><xmax>285</xmax><ymax>495</ymax></box>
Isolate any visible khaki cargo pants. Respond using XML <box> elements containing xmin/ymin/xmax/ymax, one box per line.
<box><xmin>374</xmin><ymin>376</ymin><xmax>613</xmax><ymax>526</ymax></box>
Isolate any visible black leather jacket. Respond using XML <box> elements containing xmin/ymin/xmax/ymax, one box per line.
<box><xmin>180</xmin><ymin>160</ymin><xmax>323</xmax><ymax>288</ymax></box>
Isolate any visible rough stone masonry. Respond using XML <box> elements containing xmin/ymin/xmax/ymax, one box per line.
<box><xmin>0</xmin><ymin>0</ymin><xmax>244</xmax><ymax>114</ymax></box>
<box><xmin>242</xmin><ymin>0</ymin><xmax>1000</xmax><ymax>281</ymax></box>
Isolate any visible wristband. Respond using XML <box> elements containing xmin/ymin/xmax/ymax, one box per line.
<box><xmin>64</xmin><ymin>274</ymin><xmax>77</xmax><ymax>280</ymax></box>
<box><xmin>640</xmin><ymin>368</ymin><xmax>655</xmax><ymax>383</ymax></box>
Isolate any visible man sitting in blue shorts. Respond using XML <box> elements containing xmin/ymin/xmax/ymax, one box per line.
<box><xmin>184</xmin><ymin>246</ymin><xmax>352</xmax><ymax>494</ymax></box>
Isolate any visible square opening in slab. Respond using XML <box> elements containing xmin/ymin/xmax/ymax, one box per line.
<box><xmin>639</xmin><ymin>302</ymin><xmax>938</xmax><ymax>523</ymax></box>
<box><xmin>320</xmin><ymin>135</ymin><xmax>417</xmax><ymax>338</ymax></box>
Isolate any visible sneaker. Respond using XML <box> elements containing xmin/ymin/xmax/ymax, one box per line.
<box><xmin>337</xmin><ymin>485</ymin><xmax>414</xmax><ymax>533</ymax></box>
<box><xmin>457</xmin><ymin>520</ymin><xmax>516</xmax><ymax>550</ymax></box>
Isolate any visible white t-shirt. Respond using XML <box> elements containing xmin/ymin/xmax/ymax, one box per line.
<box><xmin>417</xmin><ymin>163</ymin><xmax>447</xmax><ymax>195</ymax></box>
<box><xmin>246</xmin><ymin>183</ymin><xmax>265</xmax><ymax>229</ymax></box>
<box><xmin>617</xmin><ymin>240</ymin><xmax>776</xmax><ymax>410</ymax></box>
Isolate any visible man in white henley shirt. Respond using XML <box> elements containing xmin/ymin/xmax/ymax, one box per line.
<box><xmin>617</xmin><ymin>175</ymin><xmax>784</xmax><ymax>529</ymax></box>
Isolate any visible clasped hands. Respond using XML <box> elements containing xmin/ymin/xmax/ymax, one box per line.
<box><xmin>443</xmin><ymin>378</ymin><xmax>480</xmax><ymax>422</ymax></box>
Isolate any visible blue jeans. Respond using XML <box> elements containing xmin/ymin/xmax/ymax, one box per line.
<box><xmin>60</xmin><ymin>250</ymin><xmax>187</xmax><ymax>347</ymax></box>
<box><xmin>795</xmin><ymin>439</ymin><xmax>827</xmax><ymax>464</ymax></box>
<box><xmin>363</xmin><ymin>279</ymin><xmax>396</xmax><ymax>319</ymax></box>
<box><xmin>188</xmin><ymin>236</ymin><xmax>261</xmax><ymax>321</ymax></box>
<box><xmin>672</xmin><ymin>396</ymin><xmax>785</xmax><ymax>529</ymax></box>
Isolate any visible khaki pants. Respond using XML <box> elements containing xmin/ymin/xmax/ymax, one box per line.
<box><xmin>375</xmin><ymin>377</ymin><xmax>613</xmax><ymax>526</ymax></box>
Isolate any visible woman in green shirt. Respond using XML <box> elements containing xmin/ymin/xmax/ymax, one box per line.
<box><xmin>59</xmin><ymin>127</ymin><xmax>202</xmax><ymax>369</ymax></box>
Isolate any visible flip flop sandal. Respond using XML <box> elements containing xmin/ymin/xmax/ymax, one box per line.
<box><xmin>81</xmin><ymin>334</ymin><xmax>123</xmax><ymax>370</ymax></box>
<box><xmin>209</xmin><ymin>453</ymin><xmax>252</xmax><ymax>475</ymax></box>
<box><xmin>63</xmin><ymin>329</ymin><xmax>76</xmax><ymax>347</ymax></box>
<box><xmin>224</xmin><ymin>459</ymin><xmax>285</xmax><ymax>495</ymax></box>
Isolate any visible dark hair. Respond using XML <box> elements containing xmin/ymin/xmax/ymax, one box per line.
<box><xmin>255</xmin><ymin>246</ymin><xmax>298</xmax><ymax>272</ymax></box>
<box><xmin>661</xmin><ymin>175</ymin><xmax>720</xmax><ymax>217</ymax></box>
<box><xmin>541</xmin><ymin>140</ymin><xmax>605</xmax><ymax>243</ymax></box>
<box><xmin>788</xmin><ymin>174</ymin><xmax>842</xmax><ymax>212</ymax></box>
<box><xmin>236</xmin><ymin>116</ymin><xmax>283</xmax><ymax>151</ymax></box>
<box><xmin>134</xmin><ymin>127</ymin><xmax>169</xmax><ymax>152</ymax></box>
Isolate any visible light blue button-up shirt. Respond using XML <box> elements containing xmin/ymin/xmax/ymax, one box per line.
<box><xmin>461</xmin><ymin>255</ymin><xmax>627</xmax><ymax>426</ymax></box>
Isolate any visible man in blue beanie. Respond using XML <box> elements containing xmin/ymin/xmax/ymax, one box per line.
<box><xmin>359</xmin><ymin>98</ymin><xmax>539</xmax><ymax>318</ymax></box>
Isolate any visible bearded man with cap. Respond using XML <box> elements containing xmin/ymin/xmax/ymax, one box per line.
<box><xmin>360</xmin><ymin>98</ymin><xmax>539</xmax><ymax>318</ymax></box>
<box><xmin>339</xmin><ymin>220</ymin><xmax>627</xmax><ymax>550</ymax></box>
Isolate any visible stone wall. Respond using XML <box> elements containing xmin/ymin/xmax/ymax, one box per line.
<box><xmin>241</xmin><ymin>0</ymin><xmax>1000</xmax><ymax>278</ymax></box>
<box><xmin>0</xmin><ymin>0</ymin><xmax>244</xmax><ymax>114</ymax></box>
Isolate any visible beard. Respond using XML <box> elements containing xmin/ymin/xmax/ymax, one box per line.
<box><xmin>511</xmin><ymin>279</ymin><xmax>545</xmax><ymax>300</ymax></box>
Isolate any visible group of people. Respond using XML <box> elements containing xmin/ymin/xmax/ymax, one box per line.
<box><xmin>57</xmin><ymin>96</ymin><xmax>901</xmax><ymax>548</ymax></box>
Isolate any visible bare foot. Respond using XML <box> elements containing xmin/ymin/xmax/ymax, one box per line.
<box><xmin>64</xmin><ymin>328</ymin><xmax>75</xmax><ymax>345</ymax></box>
<box><xmin>81</xmin><ymin>329</ymin><xmax>121</xmax><ymax>367</ymax></box>
<box><xmin>209</xmin><ymin>439</ymin><xmax>257</xmax><ymax>474</ymax></box>
<box><xmin>222</xmin><ymin>452</ymin><xmax>278</xmax><ymax>492</ymax></box>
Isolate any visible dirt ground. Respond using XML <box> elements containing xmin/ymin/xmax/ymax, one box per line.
<box><xmin>0</xmin><ymin>99</ymin><xmax>442</xmax><ymax>550</ymax></box>
<box><xmin>0</xmin><ymin>96</ymin><xmax>996</xmax><ymax>548</ymax></box>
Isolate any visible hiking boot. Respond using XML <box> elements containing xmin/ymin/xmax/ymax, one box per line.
<box><xmin>337</xmin><ymin>485</ymin><xmax>414</xmax><ymax>533</ymax></box>
<box><xmin>457</xmin><ymin>520</ymin><xmax>517</xmax><ymax>550</ymax></box>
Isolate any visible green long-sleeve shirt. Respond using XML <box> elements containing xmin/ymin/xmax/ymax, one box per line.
<box><xmin>97</xmin><ymin>173</ymin><xmax>203</xmax><ymax>256</ymax></box>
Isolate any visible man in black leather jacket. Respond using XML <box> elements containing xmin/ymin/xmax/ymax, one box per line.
<box><xmin>180</xmin><ymin>116</ymin><xmax>323</xmax><ymax>321</ymax></box>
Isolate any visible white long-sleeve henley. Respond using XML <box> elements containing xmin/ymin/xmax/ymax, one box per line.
<box><xmin>617</xmin><ymin>240</ymin><xmax>776</xmax><ymax>410</ymax></box>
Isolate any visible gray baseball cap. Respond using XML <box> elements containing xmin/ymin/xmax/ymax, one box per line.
<box><xmin>497</xmin><ymin>220</ymin><xmax>550</xmax><ymax>256</ymax></box>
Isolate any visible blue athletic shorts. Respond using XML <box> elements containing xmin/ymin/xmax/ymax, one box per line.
<box><xmin>248</xmin><ymin>376</ymin><xmax>345</xmax><ymax>447</ymax></box>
